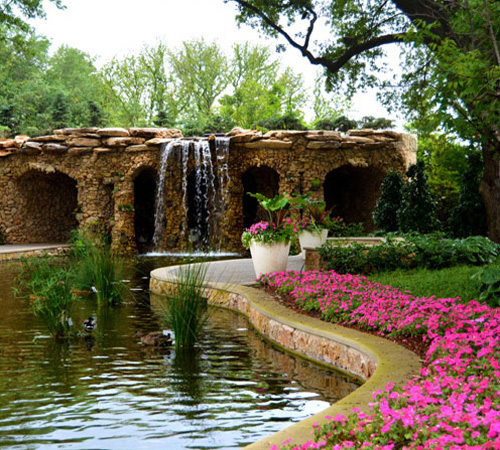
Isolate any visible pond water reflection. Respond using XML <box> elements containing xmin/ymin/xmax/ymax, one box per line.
<box><xmin>0</xmin><ymin>257</ymin><xmax>359</xmax><ymax>449</ymax></box>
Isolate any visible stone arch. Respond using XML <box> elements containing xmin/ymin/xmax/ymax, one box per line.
<box><xmin>242</xmin><ymin>166</ymin><xmax>280</xmax><ymax>229</ymax></box>
<box><xmin>324</xmin><ymin>165</ymin><xmax>386</xmax><ymax>230</ymax></box>
<box><xmin>16</xmin><ymin>169</ymin><xmax>78</xmax><ymax>243</ymax></box>
<box><xmin>133</xmin><ymin>166</ymin><xmax>157</xmax><ymax>252</ymax></box>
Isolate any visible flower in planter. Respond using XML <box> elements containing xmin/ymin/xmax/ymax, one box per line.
<box><xmin>241</xmin><ymin>220</ymin><xmax>294</xmax><ymax>249</ymax></box>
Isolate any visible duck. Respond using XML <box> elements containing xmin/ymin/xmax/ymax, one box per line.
<box><xmin>83</xmin><ymin>316</ymin><xmax>97</xmax><ymax>333</ymax></box>
<box><xmin>135</xmin><ymin>330</ymin><xmax>173</xmax><ymax>347</ymax></box>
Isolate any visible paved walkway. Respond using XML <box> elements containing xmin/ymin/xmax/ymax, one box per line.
<box><xmin>152</xmin><ymin>254</ymin><xmax>306</xmax><ymax>286</ymax></box>
<box><xmin>0</xmin><ymin>244</ymin><xmax>69</xmax><ymax>261</ymax></box>
<box><xmin>0</xmin><ymin>244</ymin><xmax>67</xmax><ymax>254</ymax></box>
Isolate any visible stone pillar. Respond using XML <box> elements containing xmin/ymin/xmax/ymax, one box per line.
<box><xmin>112</xmin><ymin>178</ymin><xmax>137</xmax><ymax>254</ymax></box>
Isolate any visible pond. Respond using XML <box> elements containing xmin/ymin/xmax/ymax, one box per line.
<box><xmin>0</xmin><ymin>255</ymin><xmax>360</xmax><ymax>449</ymax></box>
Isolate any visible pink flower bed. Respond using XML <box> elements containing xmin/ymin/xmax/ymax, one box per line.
<box><xmin>259</xmin><ymin>270</ymin><xmax>500</xmax><ymax>450</ymax></box>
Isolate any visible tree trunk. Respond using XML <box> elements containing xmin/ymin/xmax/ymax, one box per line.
<box><xmin>480</xmin><ymin>145</ymin><xmax>500</xmax><ymax>242</ymax></box>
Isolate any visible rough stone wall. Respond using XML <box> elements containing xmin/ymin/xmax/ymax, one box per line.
<box><xmin>0</xmin><ymin>127</ymin><xmax>416</xmax><ymax>254</ymax></box>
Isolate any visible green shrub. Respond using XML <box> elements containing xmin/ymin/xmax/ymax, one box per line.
<box><xmin>161</xmin><ymin>263</ymin><xmax>209</xmax><ymax>349</ymax></box>
<box><xmin>319</xmin><ymin>234</ymin><xmax>499</xmax><ymax>275</ymax></box>
<box><xmin>449</xmin><ymin>153</ymin><xmax>488</xmax><ymax>238</ymax></box>
<box><xmin>373</xmin><ymin>171</ymin><xmax>404</xmax><ymax>232</ymax></box>
<box><xmin>397</xmin><ymin>161</ymin><xmax>440</xmax><ymax>233</ymax></box>
<box><xmin>328</xmin><ymin>218</ymin><xmax>365</xmax><ymax>237</ymax></box>
<box><xmin>320</xmin><ymin>239</ymin><xmax>413</xmax><ymax>274</ymax></box>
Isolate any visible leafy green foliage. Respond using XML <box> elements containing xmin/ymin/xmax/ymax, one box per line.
<box><xmin>471</xmin><ymin>264</ymin><xmax>500</xmax><ymax>308</ymax></box>
<box><xmin>449</xmin><ymin>152</ymin><xmax>488</xmax><ymax>238</ymax></box>
<box><xmin>0</xmin><ymin>0</ymin><xmax>64</xmax><ymax>32</ymax></box>
<box><xmin>398</xmin><ymin>162</ymin><xmax>440</xmax><ymax>234</ymax></box>
<box><xmin>373</xmin><ymin>171</ymin><xmax>404</xmax><ymax>232</ymax></box>
<box><xmin>358</xmin><ymin>116</ymin><xmax>393</xmax><ymax>130</ymax></box>
<box><xmin>319</xmin><ymin>235</ymin><xmax>499</xmax><ymax>275</ymax></box>
<box><xmin>247</xmin><ymin>192</ymin><xmax>290</xmax><ymax>225</ymax></box>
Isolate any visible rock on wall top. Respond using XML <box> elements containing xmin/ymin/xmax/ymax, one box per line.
<box><xmin>0</xmin><ymin>126</ymin><xmax>417</xmax><ymax>158</ymax></box>
<box><xmin>0</xmin><ymin>127</ymin><xmax>183</xmax><ymax>158</ymax></box>
<box><xmin>226</xmin><ymin>127</ymin><xmax>411</xmax><ymax>151</ymax></box>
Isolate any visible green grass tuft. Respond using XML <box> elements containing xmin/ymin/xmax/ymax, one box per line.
<box><xmin>161</xmin><ymin>263</ymin><xmax>209</xmax><ymax>349</ymax></box>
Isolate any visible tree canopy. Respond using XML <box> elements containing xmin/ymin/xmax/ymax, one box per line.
<box><xmin>0</xmin><ymin>0</ymin><xmax>63</xmax><ymax>32</ymax></box>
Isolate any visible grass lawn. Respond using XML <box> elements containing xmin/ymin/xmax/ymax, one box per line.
<box><xmin>368</xmin><ymin>264</ymin><xmax>483</xmax><ymax>302</ymax></box>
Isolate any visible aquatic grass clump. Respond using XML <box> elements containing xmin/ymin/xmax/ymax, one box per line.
<box><xmin>15</xmin><ymin>255</ymin><xmax>76</xmax><ymax>339</ymax></box>
<box><xmin>261</xmin><ymin>270</ymin><xmax>500</xmax><ymax>450</ymax></box>
<box><xmin>70</xmin><ymin>229</ymin><xmax>124</xmax><ymax>306</ymax></box>
<box><xmin>162</xmin><ymin>263</ymin><xmax>209</xmax><ymax>349</ymax></box>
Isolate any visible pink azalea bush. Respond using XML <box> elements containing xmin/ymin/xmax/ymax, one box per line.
<box><xmin>260</xmin><ymin>270</ymin><xmax>500</xmax><ymax>450</ymax></box>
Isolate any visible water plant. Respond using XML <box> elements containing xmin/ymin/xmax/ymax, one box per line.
<box><xmin>15</xmin><ymin>255</ymin><xmax>76</xmax><ymax>339</ymax></box>
<box><xmin>161</xmin><ymin>263</ymin><xmax>209</xmax><ymax>349</ymax></box>
<box><xmin>70</xmin><ymin>228</ymin><xmax>124</xmax><ymax>306</ymax></box>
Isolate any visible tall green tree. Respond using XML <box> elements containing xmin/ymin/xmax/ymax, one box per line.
<box><xmin>373</xmin><ymin>171</ymin><xmax>404</xmax><ymax>232</ymax></box>
<box><xmin>220</xmin><ymin>43</ymin><xmax>305</xmax><ymax>128</ymax></box>
<box><xmin>228</xmin><ymin>0</ymin><xmax>500</xmax><ymax>241</ymax></box>
<box><xmin>398</xmin><ymin>161</ymin><xmax>440</xmax><ymax>234</ymax></box>
<box><xmin>45</xmin><ymin>45</ymin><xmax>106</xmax><ymax>127</ymax></box>
<box><xmin>168</xmin><ymin>39</ymin><xmax>229</xmax><ymax>122</ymax></box>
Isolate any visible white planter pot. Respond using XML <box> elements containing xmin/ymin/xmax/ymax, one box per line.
<box><xmin>298</xmin><ymin>229</ymin><xmax>328</xmax><ymax>258</ymax></box>
<box><xmin>249</xmin><ymin>240</ymin><xmax>291</xmax><ymax>278</ymax></box>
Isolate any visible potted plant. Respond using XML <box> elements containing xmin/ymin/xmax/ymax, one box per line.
<box><xmin>292</xmin><ymin>196</ymin><xmax>331</xmax><ymax>258</ymax></box>
<box><xmin>241</xmin><ymin>193</ymin><xmax>293</xmax><ymax>278</ymax></box>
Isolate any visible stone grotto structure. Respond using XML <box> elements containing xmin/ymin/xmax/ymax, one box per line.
<box><xmin>0</xmin><ymin>127</ymin><xmax>417</xmax><ymax>254</ymax></box>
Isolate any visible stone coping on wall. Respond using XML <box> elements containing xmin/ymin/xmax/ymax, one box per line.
<box><xmin>150</xmin><ymin>262</ymin><xmax>421</xmax><ymax>450</ymax></box>
<box><xmin>0</xmin><ymin>244</ymin><xmax>69</xmax><ymax>262</ymax></box>
<box><xmin>0</xmin><ymin>127</ymin><xmax>416</xmax><ymax>158</ymax></box>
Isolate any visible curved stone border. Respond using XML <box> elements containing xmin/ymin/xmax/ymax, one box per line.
<box><xmin>150</xmin><ymin>265</ymin><xmax>421</xmax><ymax>450</ymax></box>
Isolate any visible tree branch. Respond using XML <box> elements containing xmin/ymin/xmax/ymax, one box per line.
<box><xmin>229</xmin><ymin>0</ymin><xmax>407</xmax><ymax>74</ymax></box>
<box><xmin>483</xmin><ymin>0</ymin><xmax>500</xmax><ymax>67</ymax></box>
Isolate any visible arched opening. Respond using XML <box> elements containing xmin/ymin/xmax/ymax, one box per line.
<box><xmin>134</xmin><ymin>167</ymin><xmax>157</xmax><ymax>252</ymax></box>
<box><xmin>242</xmin><ymin>166</ymin><xmax>280</xmax><ymax>229</ymax></box>
<box><xmin>187</xmin><ymin>168</ymin><xmax>210</xmax><ymax>247</ymax></box>
<box><xmin>16</xmin><ymin>170</ymin><xmax>78</xmax><ymax>243</ymax></box>
<box><xmin>324</xmin><ymin>166</ymin><xmax>386</xmax><ymax>231</ymax></box>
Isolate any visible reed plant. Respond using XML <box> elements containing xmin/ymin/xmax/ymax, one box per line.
<box><xmin>162</xmin><ymin>263</ymin><xmax>209</xmax><ymax>349</ymax></box>
<box><xmin>70</xmin><ymin>228</ymin><xmax>124</xmax><ymax>306</ymax></box>
<box><xmin>15</xmin><ymin>255</ymin><xmax>76</xmax><ymax>339</ymax></box>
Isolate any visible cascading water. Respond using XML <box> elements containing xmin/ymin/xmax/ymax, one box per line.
<box><xmin>152</xmin><ymin>139</ymin><xmax>179</xmax><ymax>251</ymax></box>
<box><xmin>152</xmin><ymin>136</ymin><xmax>231</xmax><ymax>253</ymax></box>
<box><xmin>215</xmin><ymin>136</ymin><xmax>231</xmax><ymax>213</ymax></box>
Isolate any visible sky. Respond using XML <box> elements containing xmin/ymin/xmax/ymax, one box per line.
<box><xmin>30</xmin><ymin>0</ymin><xmax>399</xmax><ymax>125</ymax></box>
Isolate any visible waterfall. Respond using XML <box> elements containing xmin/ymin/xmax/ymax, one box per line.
<box><xmin>151</xmin><ymin>136</ymin><xmax>231</xmax><ymax>252</ymax></box>
<box><xmin>152</xmin><ymin>140</ymin><xmax>178</xmax><ymax>251</ymax></box>
<box><xmin>215</xmin><ymin>136</ymin><xmax>230</xmax><ymax>213</ymax></box>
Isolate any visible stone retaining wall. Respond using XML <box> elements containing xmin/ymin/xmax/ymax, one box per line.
<box><xmin>0</xmin><ymin>127</ymin><xmax>416</xmax><ymax>254</ymax></box>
